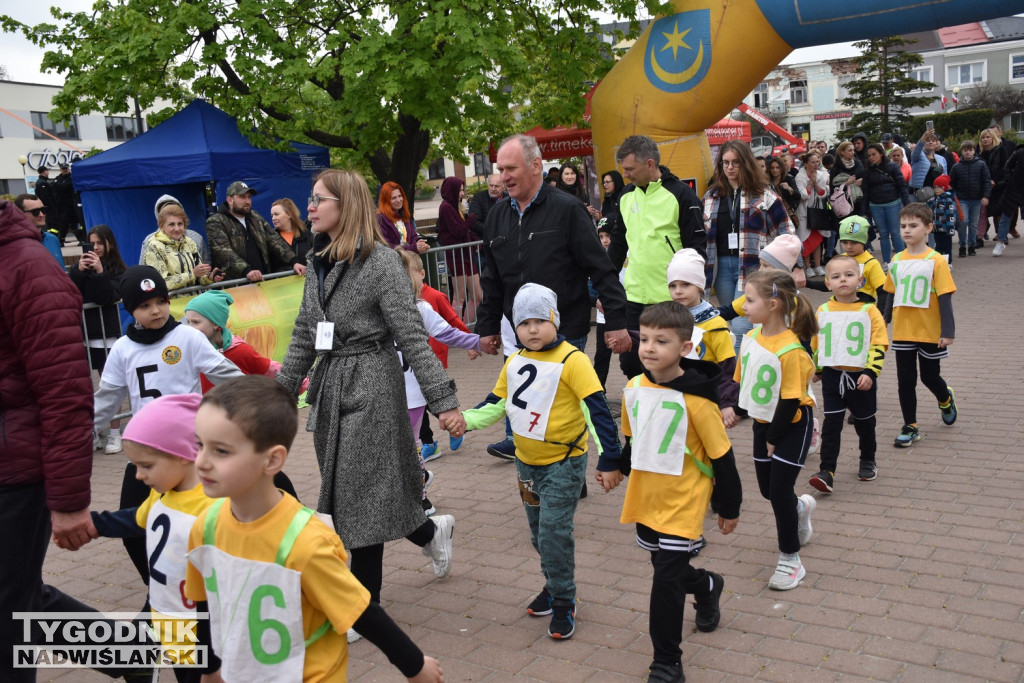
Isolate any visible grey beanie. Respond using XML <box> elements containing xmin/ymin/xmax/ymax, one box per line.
<box><xmin>154</xmin><ymin>194</ymin><xmax>183</xmax><ymax>221</ymax></box>
<box><xmin>513</xmin><ymin>283</ymin><xmax>560</xmax><ymax>330</ymax></box>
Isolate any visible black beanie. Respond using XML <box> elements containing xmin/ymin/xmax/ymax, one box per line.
<box><xmin>120</xmin><ymin>265</ymin><xmax>169</xmax><ymax>313</ymax></box>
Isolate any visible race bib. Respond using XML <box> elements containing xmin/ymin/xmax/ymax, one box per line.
<box><xmin>623</xmin><ymin>385</ymin><xmax>689</xmax><ymax>475</ymax></box>
<box><xmin>892</xmin><ymin>258</ymin><xmax>935</xmax><ymax>309</ymax></box>
<box><xmin>506</xmin><ymin>354</ymin><xmax>563</xmax><ymax>441</ymax></box>
<box><xmin>147</xmin><ymin>500</ymin><xmax>199</xmax><ymax>615</ymax></box>
<box><xmin>737</xmin><ymin>335</ymin><xmax>783</xmax><ymax>422</ymax></box>
<box><xmin>684</xmin><ymin>327</ymin><xmax>705</xmax><ymax>360</ymax></box>
<box><xmin>817</xmin><ymin>309</ymin><xmax>871</xmax><ymax>368</ymax></box>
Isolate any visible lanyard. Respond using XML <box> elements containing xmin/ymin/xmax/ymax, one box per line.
<box><xmin>727</xmin><ymin>191</ymin><xmax>741</xmax><ymax>227</ymax></box>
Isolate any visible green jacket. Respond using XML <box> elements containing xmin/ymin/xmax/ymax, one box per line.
<box><xmin>206</xmin><ymin>203</ymin><xmax>298</xmax><ymax>279</ymax></box>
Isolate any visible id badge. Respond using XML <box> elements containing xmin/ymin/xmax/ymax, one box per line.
<box><xmin>728</xmin><ymin>232</ymin><xmax>738</xmax><ymax>250</ymax></box>
<box><xmin>315</xmin><ymin>321</ymin><xmax>335</xmax><ymax>350</ymax></box>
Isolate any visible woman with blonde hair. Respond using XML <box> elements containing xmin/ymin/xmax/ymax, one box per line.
<box><xmin>276</xmin><ymin>169</ymin><xmax>465</xmax><ymax>608</ymax></box>
<box><xmin>143</xmin><ymin>204</ymin><xmax>222</xmax><ymax>290</ymax></box>
<box><xmin>979</xmin><ymin>127</ymin><xmax>1016</xmax><ymax>242</ymax></box>
<box><xmin>270</xmin><ymin>197</ymin><xmax>314</xmax><ymax>261</ymax></box>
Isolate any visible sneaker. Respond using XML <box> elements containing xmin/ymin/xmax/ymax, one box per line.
<box><xmin>422</xmin><ymin>514</ymin><xmax>454</xmax><ymax>577</ymax></box>
<box><xmin>104</xmin><ymin>432</ymin><xmax>123</xmax><ymax>454</ymax></box>
<box><xmin>93</xmin><ymin>430</ymin><xmax>105</xmax><ymax>451</ymax></box>
<box><xmin>420</xmin><ymin>441</ymin><xmax>442</xmax><ymax>462</ymax></box>
<box><xmin>968</xmin><ymin>246</ymin><xmax>977</xmax><ymax>256</ymax></box>
<box><xmin>858</xmin><ymin>462</ymin><xmax>877</xmax><ymax>481</ymax></box>
<box><xmin>346</xmin><ymin>628</ymin><xmax>362</xmax><ymax>643</ymax></box>
<box><xmin>527</xmin><ymin>587</ymin><xmax>553</xmax><ymax>616</ymax></box>
<box><xmin>894</xmin><ymin>424</ymin><xmax>921</xmax><ymax>448</ymax></box>
<box><xmin>817</xmin><ymin>265</ymin><xmax>827</xmax><ymax>277</ymax></box>
<box><xmin>579</xmin><ymin>481</ymin><xmax>588</xmax><ymax>499</ymax></box>
<box><xmin>693</xmin><ymin>571</ymin><xmax>724</xmax><ymax>632</ymax></box>
<box><xmin>547</xmin><ymin>598</ymin><xmax>576</xmax><ymax>639</ymax></box>
<box><xmin>423</xmin><ymin>469</ymin><xmax>434</xmax><ymax>488</ymax></box>
<box><xmin>808</xmin><ymin>470</ymin><xmax>834</xmax><ymax>494</ymax></box>
<box><xmin>939</xmin><ymin>387</ymin><xmax>958</xmax><ymax>425</ymax></box>
<box><xmin>807</xmin><ymin>417</ymin><xmax>820</xmax><ymax>455</ymax></box>
<box><xmin>847</xmin><ymin>412</ymin><xmax>855</xmax><ymax>425</ymax></box>
<box><xmin>1012</xmin><ymin>227</ymin><xmax>1021</xmax><ymax>239</ymax></box>
<box><xmin>993</xmin><ymin>241</ymin><xmax>1006</xmax><ymax>257</ymax></box>
<box><xmin>958</xmin><ymin>246</ymin><xmax>967</xmax><ymax>258</ymax></box>
<box><xmin>975</xmin><ymin>238</ymin><xmax>985</xmax><ymax>248</ymax></box>
<box><xmin>797</xmin><ymin>494</ymin><xmax>815</xmax><ymax>546</ymax></box>
<box><xmin>449</xmin><ymin>434</ymin><xmax>464</xmax><ymax>451</ymax></box>
<box><xmin>768</xmin><ymin>555</ymin><xmax>806</xmax><ymax>591</ymax></box>
<box><xmin>422</xmin><ymin>497</ymin><xmax>436</xmax><ymax>517</ymax></box>
<box><xmin>486</xmin><ymin>437</ymin><xmax>516</xmax><ymax>461</ymax></box>
<box><xmin>646</xmin><ymin>661</ymin><xmax>683</xmax><ymax>683</ymax></box>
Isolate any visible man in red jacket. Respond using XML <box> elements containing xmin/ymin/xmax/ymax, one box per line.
<box><xmin>0</xmin><ymin>199</ymin><xmax>103</xmax><ymax>680</ymax></box>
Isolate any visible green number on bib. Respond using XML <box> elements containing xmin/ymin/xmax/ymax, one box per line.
<box><xmin>820</xmin><ymin>322</ymin><xmax>832</xmax><ymax>355</ymax></box>
<box><xmin>752</xmin><ymin>365</ymin><xmax>776</xmax><ymax>405</ymax></box>
<box><xmin>658</xmin><ymin>401</ymin><xmax>686</xmax><ymax>454</ymax></box>
<box><xmin>899</xmin><ymin>274</ymin><xmax>929</xmax><ymax>305</ymax></box>
<box><xmin>846</xmin><ymin>322</ymin><xmax>865</xmax><ymax>356</ymax></box>
<box><xmin>740</xmin><ymin>352</ymin><xmax>750</xmax><ymax>389</ymax></box>
<box><xmin>249</xmin><ymin>585</ymin><xmax>291</xmax><ymax>664</ymax></box>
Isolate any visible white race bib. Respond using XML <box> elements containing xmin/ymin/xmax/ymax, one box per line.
<box><xmin>506</xmin><ymin>354</ymin><xmax>563</xmax><ymax>441</ymax></box>
<box><xmin>816</xmin><ymin>309</ymin><xmax>871</xmax><ymax>368</ymax></box>
<box><xmin>892</xmin><ymin>258</ymin><xmax>935</xmax><ymax>309</ymax></box>
<box><xmin>738</xmin><ymin>334</ymin><xmax>784</xmax><ymax>422</ymax></box>
<box><xmin>146</xmin><ymin>499</ymin><xmax>199</xmax><ymax>615</ymax></box>
<box><xmin>624</xmin><ymin>385</ymin><xmax>689</xmax><ymax>475</ymax></box>
<box><xmin>187</xmin><ymin>545</ymin><xmax>306</xmax><ymax>682</ymax></box>
<box><xmin>684</xmin><ymin>327</ymin><xmax>705</xmax><ymax>360</ymax></box>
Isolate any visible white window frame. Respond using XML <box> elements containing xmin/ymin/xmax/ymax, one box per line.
<box><xmin>752</xmin><ymin>82</ymin><xmax>768</xmax><ymax>109</ymax></box>
<box><xmin>906</xmin><ymin>66</ymin><xmax>934</xmax><ymax>92</ymax></box>
<box><xmin>1011</xmin><ymin>112</ymin><xmax>1024</xmax><ymax>133</ymax></box>
<box><xmin>790</xmin><ymin>80</ymin><xmax>808</xmax><ymax>106</ymax></box>
<box><xmin>945</xmin><ymin>60</ymin><xmax>986</xmax><ymax>89</ymax></box>
<box><xmin>1010</xmin><ymin>54</ymin><xmax>1024</xmax><ymax>84</ymax></box>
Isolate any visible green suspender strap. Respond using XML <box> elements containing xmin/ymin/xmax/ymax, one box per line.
<box><xmin>750</xmin><ymin>327</ymin><xmax>804</xmax><ymax>359</ymax></box>
<box><xmin>202</xmin><ymin>499</ymin><xmax>331</xmax><ymax>648</ymax></box>
<box><xmin>627</xmin><ymin>377</ymin><xmax>713</xmax><ymax>479</ymax></box>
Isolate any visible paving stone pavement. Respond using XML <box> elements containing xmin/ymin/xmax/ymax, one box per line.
<box><xmin>42</xmin><ymin>244</ymin><xmax>1024</xmax><ymax>682</ymax></box>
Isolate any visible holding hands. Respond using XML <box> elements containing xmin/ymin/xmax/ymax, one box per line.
<box><xmin>437</xmin><ymin>410</ymin><xmax>466</xmax><ymax>438</ymax></box>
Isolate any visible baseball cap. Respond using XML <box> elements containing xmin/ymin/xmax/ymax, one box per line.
<box><xmin>226</xmin><ymin>181</ymin><xmax>257</xmax><ymax>196</ymax></box>
<box><xmin>881</xmin><ymin>133</ymin><xmax>893</xmax><ymax>143</ymax></box>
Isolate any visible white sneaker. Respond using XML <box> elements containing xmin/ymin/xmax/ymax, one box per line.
<box><xmin>93</xmin><ymin>430</ymin><xmax>105</xmax><ymax>451</ymax></box>
<box><xmin>768</xmin><ymin>554</ymin><xmax>806</xmax><ymax>590</ymax></box>
<box><xmin>817</xmin><ymin>265</ymin><xmax>827</xmax><ymax>276</ymax></box>
<box><xmin>993</xmin><ymin>241</ymin><xmax>1006</xmax><ymax>256</ymax></box>
<box><xmin>807</xmin><ymin>418</ymin><xmax>820</xmax><ymax>456</ymax></box>
<box><xmin>104</xmin><ymin>432</ymin><xmax>123</xmax><ymax>454</ymax></box>
<box><xmin>346</xmin><ymin>628</ymin><xmax>362</xmax><ymax>643</ymax></box>
<box><xmin>422</xmin><ymin>514</ymin><xmax>454</xmax><ymax>578</ymax></box>
<box><xmin>797</xmin><ymin>494</ymin><xmax>816</xmax><ymax>546</ymax></box>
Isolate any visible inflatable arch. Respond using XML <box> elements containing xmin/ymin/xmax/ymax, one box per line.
<box><xmin>590</xmin><ymin>0</ymin><xmax>1021</xmax><ymax>195</ymax></box>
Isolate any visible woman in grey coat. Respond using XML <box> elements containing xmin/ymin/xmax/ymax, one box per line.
<box><xmin>276</xmin><ymin>169</ymin><xmax>466</xmax><ymax>607</ymax></box>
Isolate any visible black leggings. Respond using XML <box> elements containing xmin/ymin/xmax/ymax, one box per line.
<box><xmin>895</xmin><ymin>349</ymin><xmax>950</xmax><ymax>425</ymax></box>
<box><xmin>594</xmin><ymin>323</ymin><xmax>612</xmax><ymax>389</ymax></box>
<box><xmin>349</xmin><ymin>521</ymin><xmax>436</xmax><ymax>604</ymax></box>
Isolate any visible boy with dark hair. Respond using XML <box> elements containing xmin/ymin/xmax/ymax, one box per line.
<box><xmin>948</xmin><ymin>139</ymin><xmax>990</xmax><ymax>258</ymax></box>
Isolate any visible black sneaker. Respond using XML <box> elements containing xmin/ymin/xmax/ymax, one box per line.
<box><xmin>968</xmin><ymin>246</ymin><xmax>977</xmax><ymax>256</ymax></box>
<box><xmin>975</xmin><ymin>238</ymin><xmax>985</xmax><ymax>248</ymax></box>
<box><xmin>486</xmin><ymin>437</ymin><xmax>516</xmax><ymax>461</ymax></box>
<box><xmin>579</xmin><ymin>481</ymin><xmax>588</xmax><ymax>499</ymax></box>
<box><xmin>646</xmin><ymin>661</ymin><xmax>684</xmax><ymax>683</ymax></box>
<box><xmin>547</xmin><ymin>598</ymin><xmax>576</xmax><ymax>639</ymax></box>
<box><xmin>858</xmin><ymin>462</ymin><xmax>877</xmax><ymax>481</ymax></box>
<box><xmin>423</xmin><ymin>469</ymin><xmax>434</xmax><ymax>488</ymax></box>
<box><xmin>808</xmin><ymin>470</ymin><xmax>834</xmax><ymax>494</ymax></box>
<box><xmin>527</xmin><ymin>587</ymin><xmax>552</xmax><ymax>616</ymax></box>
<box><xmin>894</xmin><ymin>424</ymin><xmax>921</xmax><ymax>448</ymax></box>
<box><xmin>958</xmin><ymin>246</ymin><xmax>967</xmax><ymax>258</ymax></box>
<box><xmin>693</xmin><ymin>571</ymin><xmax>724</xmax><ymax>632</ymax></box>
<box><xmin>422</xmin><ymin>497</ymin><xmax>436</xmax><ymax>516</ymax></box>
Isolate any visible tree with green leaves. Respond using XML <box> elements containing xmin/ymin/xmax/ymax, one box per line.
<box><xmin>840</xmin><ymin>36</ymin><xmax>938</xmax><ymax>139</ymax></box>
<box><xmin>3</xmin><ymin>1</ymin><xmax>653</xmax><ymax>207</ymax></box>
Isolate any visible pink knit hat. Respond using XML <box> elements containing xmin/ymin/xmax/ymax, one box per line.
<box><xmin>759</xmin><ymin>233</ymin><xmax>803</xmax><ymax>272</ymax></box>
<box><xmin>123</xmin><ymin>394</ymin><xmax>203</xmax><ymax>461</ymax></box>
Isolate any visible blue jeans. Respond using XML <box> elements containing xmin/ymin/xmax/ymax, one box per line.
<box><xmin>869</xmin><ymin>200</ymin><xmax>905</xmax><ymax>263</ymax></box>
<box><xmin>958</xmin><ymin>199</ymin><xmax>981</xmax><ymax>247</ymax></box>
<box><xmin>713</xmin><ymin>255</ymin><xmax>752</xmax><ymax>353</ymax></box>
<box><xmin>998</xmin><ymin>212</ymin><xmax>1015</xmax><ymax>244</ymax></box>
<box><xmin>515</xmin><ymin>453</ymin><xmax>588</xmax><ymax>600</ymax></box>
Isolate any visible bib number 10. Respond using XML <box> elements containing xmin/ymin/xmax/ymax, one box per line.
<box><xmin>897</xmin><ymin>273</ymin><xmax>929</xmax><ymax>306</ymax></box>
<box><xmin>820</xmin><ymin>321</ymin><xmax>865</xmax><ymax>357</ymax></box>
<box><xmin>741</xmin><ymin>354</ymin><xmax>776</xmax><ymax>405</ymax></box>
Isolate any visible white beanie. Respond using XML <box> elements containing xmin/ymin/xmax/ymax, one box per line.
<box><xmin>154</xmin><ymin>194</ymin><xmax>183</xmax><ymax>221</ymax></box>
<box><xmin>666</xmin><ymin>248</ymin><xmax>706</xmax><ymax>289</ymax></box>
<box><xmin>759</xmin><ymin>233</ymin><xmax>802</xmax><ymax>272</ymax></box>
<box><xmin>513</xmin><ymin>283</ymin><xmax>560</xmax><ymax>330</ymax></box>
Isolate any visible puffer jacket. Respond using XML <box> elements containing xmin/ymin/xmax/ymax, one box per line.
<box><xmin>142</xmin><ymin>230</ymin><xmax>212</xmax><ymax>291</ymax></box>
<box><xmin>948</xmin><ymin>157</ymin><xmax>991</xmax><ymax>201</ymax></box>
<box><xmin>0</xmin><ymin>200</ymin><xmax>93</xmax><ymax>511</ymax></box>
<box><xmin>206</xmin><ymin>203</ymin><xmax>299</xmax><ymax>279</ymax></box>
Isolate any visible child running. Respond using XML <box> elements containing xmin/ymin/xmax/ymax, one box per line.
<box><xmin>735</xmin><ymin>269</ymin><xmax>818</xmax><ymax>590</ymax></box>
<box><xmin>619</xmin><ymin>301</ymin><xmax>742</xmax><ymax>683</ymax></box>
<box><xmin>883</xmin><ymin>203</ymin><xmax>958</xmax><ymax>448</ymax></box>
<box><xmin>461</xmin><ymin>283</ymin><xmax>623</xmax><ymax>640</ymax></box>
<box><xmin>808</xmin><ymin>255</ymin><xmax>889</xmax><ymax>493</ymax></box>
<box><xmin>90</xmin><ymin>393</ymin><xmax>212</xmax><ymax>682</ymax></box>
<box><xmin>186</xmin><ymin>376</ymin><xmax>443</xmax><ymax>682</ymax></box>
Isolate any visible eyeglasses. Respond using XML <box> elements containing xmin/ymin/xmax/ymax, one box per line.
<box><xmin>721</xmin><ymin>160</ymin><xmax>741</xmax><ymax>167</ymax></box>
<box><xmin>308</xmin><ymin>194</ymin><xmax>340</xmax><ymax>208</ymax></box>
<box><xmin>27</xmin><ymin>207</ymin><xmax>47</xmax><ymax>216</ymax></box>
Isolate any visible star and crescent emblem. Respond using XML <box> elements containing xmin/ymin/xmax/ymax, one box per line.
<box><xmin>645</xmin><ymin>10</ymin><xmax>712</xmax><ymax>93</ymax></box>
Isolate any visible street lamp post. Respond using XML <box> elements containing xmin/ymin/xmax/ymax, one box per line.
<box><xmin>953</xmin><ymin>86</ymin><xmax>960</xmax><ymax>113</ymax></box>
<box><xmin>17</xmin><ymin>154</ymin><xmax>29</xmax><ymax>193</ymax></box>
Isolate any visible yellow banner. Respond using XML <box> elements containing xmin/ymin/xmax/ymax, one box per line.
<box><xmin>169</xmin><ymin>275</ymin><xmax>305</xmax><ymax>363</ymax></box>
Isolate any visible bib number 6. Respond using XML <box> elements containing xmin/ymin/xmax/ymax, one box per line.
<box><xmin>248</xmin><ymin>585</ymin><xmax>291</xmax><ymax>664</ymax></box>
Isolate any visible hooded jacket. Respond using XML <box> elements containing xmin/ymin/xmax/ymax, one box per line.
<box><xmin>0</xmin><ymin>200</ymin><xmax>93</xmax><ymax>511</ymax></box>
<box><xmin>852</xmin><ymin>132</ymin><xmax>870</xmax><ymax>165</ymax></box>
<box><xmin>206</xmin><ymin>202</ymin><xmax>299</xmax><ymax>279</ymax></box>
<box><xmin>436</xmin><ymin>177</ymin><xmax>479</xmax><ymax>246</ymax></box>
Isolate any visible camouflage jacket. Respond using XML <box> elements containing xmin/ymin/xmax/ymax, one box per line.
<box><xmin>205</xmin><ymin>203</ymin><xmax>298</xmax><ymax>279</ymax></box>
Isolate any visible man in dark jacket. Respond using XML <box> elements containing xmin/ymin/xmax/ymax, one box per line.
<box><xmin>852</xmin><ymin>132</ymin><xmax>870</xmax><ymax>166</ymax></box>
<box><xmin>206</xmin><ymin>181</ymin><xmax>306</xmax><ymax>281</ymax></box>
<box><xmin>52</xmin><ymin>163</ymin><xmax>85</xmax><ymax>246</ymax></box>
<box><xmin>468</xmin><ymin>173</ymin><xmax>505</xmax><ymax>226</ymax></box>
<box><xmin>477</xmin><ymin>134</ymin><xmax>629</xmax><ymax>355</ymax></box>
<box><xmin>610</xmin><ymin>134</ymin><xmax>707</xmax><ymax>379</ymax></box>
<box><xmin>33</xmin><ymin>167</ymin><xmax>60</xmax><ymax>236</ymax></box>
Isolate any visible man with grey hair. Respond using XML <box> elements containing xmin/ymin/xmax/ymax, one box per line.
<box><xmin>469</xmin><ymin>173</ymin><xmax>506</xmax><ymax>223</ymax></box>
<box><xmin>609</xmin><ymin>134</ymin><xmax>705</xmax><ymax>379</ymax></box>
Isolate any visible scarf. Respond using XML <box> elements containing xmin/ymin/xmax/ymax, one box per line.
<box><xmin>841</xmin><ymin>157</ymin><xmax>856</xmax><ymax>170</ymax></box>
<box><xmin>126</xmin><ymin>316</ymin><xmax>179</xmax><ymax>345</ymax></box>
<box><xmin>690</xmin><ymin>300</ymin><xmax>719</xmax><ymax>325</ymax></box>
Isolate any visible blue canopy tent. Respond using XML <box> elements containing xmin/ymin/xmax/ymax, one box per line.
<box><xmin>73</xmin><ymin>99</ymin><xmax>330</xmax><ymax>268</ymax></box>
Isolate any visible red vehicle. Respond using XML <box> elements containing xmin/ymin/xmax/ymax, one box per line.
<box><xmin>736</xmin><ymin>103</ymin><xmax>807</xmax><ymax>157</ymax></box>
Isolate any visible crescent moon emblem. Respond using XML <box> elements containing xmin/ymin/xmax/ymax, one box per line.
<box><xmin>649</xmin><ymin>40</ymin><xmax>705</xmax><ymax>85</ymax></box>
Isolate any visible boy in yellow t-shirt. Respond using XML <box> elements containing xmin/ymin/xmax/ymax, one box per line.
<box><xmin>808</xmin><ymin>256</ymin><xmax>889</xmax><ymax>494</ymax></box>
<box><xmin>185</xmin><ymin>376</ymin><xmax>442</xmax><ymax>682</ymax></box>
<box><xmin>882</xmin><ymin>204</ymin><xmax>957</xmax><ymax>448</ymax></box>
<box><xmin>836</xmin><ymin>215</ymin><xmax>887</xmax><ymax>305</ymax></box>
<box><xmin>461</xmin><ymin>283</ymin><xmax>623</xmax><ymax>642</ymax></box>
<box><xmin>619</xmin><ymin>301</ymin><xmax>741</xmax><ymax>683</ymax></box>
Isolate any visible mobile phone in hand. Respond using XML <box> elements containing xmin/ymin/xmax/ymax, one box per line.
<box><xmin>926</xmin><ymin>120</ymin><xmax>934</xmax><ymax>131</ymax></box>
<box><xmin>82</xmin><ymin>243</ymin><xmax>94</xmax><ymax>253</ymax></box>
